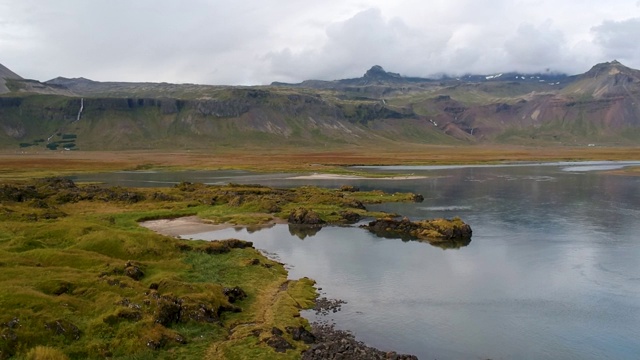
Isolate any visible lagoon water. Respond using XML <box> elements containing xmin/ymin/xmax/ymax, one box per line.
<box><xmin>72</xmin><ymin>162</ymin><xmax>640</xmax><ymax>359</ymax></box>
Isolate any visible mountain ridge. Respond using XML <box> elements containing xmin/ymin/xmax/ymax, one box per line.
<box><xmin>0</xmin><ymin>62</ymin><xmax>23</xmax><ymax>94</ymax></box>
<box><xmin>1</xmin><ymin>60</ymin><xmax>639</xmax><ymax>150</ymax></box>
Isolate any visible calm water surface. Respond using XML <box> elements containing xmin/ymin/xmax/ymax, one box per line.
<box><xmin>74</xmin><ymin>162</ymin><xmax>640</xmax><ymax>360</ymax></box>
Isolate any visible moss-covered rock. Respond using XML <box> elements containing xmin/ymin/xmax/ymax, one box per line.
<box><xmin>363</xmin><ymin>216</ymin><xmax>472</xmax><ymax>243</ymax></box>
<box><xmin>288</xmin><ymin>208</ymin><xmax>325</xmax><ymax>225</ymax></box>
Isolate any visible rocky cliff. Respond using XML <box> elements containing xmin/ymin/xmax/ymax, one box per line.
<box><xmin>1</xmin><ymin>61</ymin><xmax>640</xmax><ymax>150</ymax></box>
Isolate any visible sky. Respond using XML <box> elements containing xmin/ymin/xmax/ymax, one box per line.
<box><xmin>1</xmin><ymin>0</ymin><xmax>639</xmax><ymax>85</ymax></box>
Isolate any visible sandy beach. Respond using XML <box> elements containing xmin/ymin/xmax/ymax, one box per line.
<box><xmin>139</xmin><ymin>216</ymin><xmax>233</xmax><ymax>236</ymax></box>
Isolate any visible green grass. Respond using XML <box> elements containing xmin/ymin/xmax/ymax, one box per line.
<box><xmin>0</xmin><ymin>178</ymin><xmax>421</xmax><ymax>359</ymax></box>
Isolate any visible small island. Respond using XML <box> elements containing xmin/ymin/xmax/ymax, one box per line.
<box><xmin>362</xmin><ymin>217</ymin><xmax>472</xmax><ymax>249</ymax></box>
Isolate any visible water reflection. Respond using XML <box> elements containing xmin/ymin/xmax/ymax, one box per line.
<box><xmin>288</xmin><ymin>224</ymin><xmax>323</xmax><ymax>239</ymax></box>
<box><xmin>360</xmin><ymin>226</ymin><xmax>472</xmax><ymax>250</ymax></box>
<box><xmin>242</xmin><ymin>222</ymin><xmax>276</xmax><ymax>234</ymax></box>
<box><xmin>425</xmin><ymin>237</ymin><xmax>472</xmax><ymax>250</ymax></box>
<box><xmin>83</xmin><ymin>162</ymin><xmax>640</xmax><ymax>360</ymax></box>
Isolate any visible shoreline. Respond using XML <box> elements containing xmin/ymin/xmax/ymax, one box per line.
<box><xmin>142</xmin><ymin>215</ymin><xmax>419</xmax><ymax>359</ymax></box>
<box><xmin>140</xmin><ymin>215</ymin><xmax>286</xmax><ymax>236</ymax></box>
<box><xmin>288</xmin><ymin>173</ymin><xmax>426</xmax><ymax>180</ymax></box>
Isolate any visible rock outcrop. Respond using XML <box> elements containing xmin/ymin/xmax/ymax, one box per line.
<box><xmin>363</xmin><ymin>217</ymin><xmax>472</xmax><ymax>243</ymax></box>
<box><xmin>288</xmin><ymin>208</ymin><xmax>325</xmax><ymax>225</ymax></box>
<box><xmin>303</xmin><ymin>323</ymin><xmax>417</xmax><ymax>360</ymax></box>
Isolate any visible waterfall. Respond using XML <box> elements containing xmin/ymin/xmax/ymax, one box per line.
<box><xmin>75</xmin><ymin>98</ymin><xmax>84</xmax><ymax>122</ymax></box>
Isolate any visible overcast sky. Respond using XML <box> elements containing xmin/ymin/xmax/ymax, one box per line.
<box><xmin>1</xmin><ymin>0</ymin><xmax>639</xmax><ymax>85</ymax></box>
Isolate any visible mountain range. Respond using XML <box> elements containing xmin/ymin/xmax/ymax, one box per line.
<box><xmin>1</xmin><ymin>60</ymin><xmax>640</xmax><ymax>151</ymax></box>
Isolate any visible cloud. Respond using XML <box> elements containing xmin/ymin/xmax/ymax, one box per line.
<box><xmin>592</xmin><ymin>18</ymin><xmax>640</xmax><ymax>63</ymax></box>
<box><xmin>266</xmin><ymin>8</ymin><xmax>449</xmax><ymax>82</ymax></box>
<box><xmin>2</xmin><ymin>0</ymin><xmax>640</xmax><ymax>84</ymax></box>
<box><xmin>266</xmin><ymin>8</ymin><xmax>581</xmax><ymax>81</ymax></box>
<box><xmin>504</xmin><ymin>21</ymin><xmax>567</xmax><ymax>72</ymax></box>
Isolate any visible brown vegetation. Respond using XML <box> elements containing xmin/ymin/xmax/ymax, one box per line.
<box><xmin>2</xmin><ymin>145</ymin><xmax>639</xmax><ymax>180</ymax></box>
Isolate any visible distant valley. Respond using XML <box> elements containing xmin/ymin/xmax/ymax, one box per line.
<box><xmin>1</xmin><ymin>60</ymin><xmax>640</xmax><ymax>151</ymax></box>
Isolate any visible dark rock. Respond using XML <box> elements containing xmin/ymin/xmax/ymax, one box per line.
<box><xmin>154</xmin><ymin>291</ymin><xmax>228</xmax><ymax>322</ymax></box>
<box><xmin>271</xmin><ymin>327</ymin><xmax>284</xmax><ymax>336</ymax></box>
<box><xmin>339</xmin><ymin>211</ymin><xmax>361</xmax><ymax>223</ymax></box>
<box><xmin>287</xmin><ymin>325</ymin><xmax>316</xmax><ymax>344</ymax></box>
<box><xmin>149</xmin><ymin>283</ymin><xmax>159</xmax><ymax>290</ymax></box>
<box><xmin>4</xmin><ymin>318</ymin><xmax>19</xmax><ymax>330</ymax></box>
<box><xmin>314</xmin><ymin>297</ymin><xmax>346</xmax><ymax>316</ymax></box>
<box><xmin>288</xmin><ymin>208</ymin><xmax>325</xmax><ymax>225</ymax></box>
<box><xmin>222</xmin><ymin>238</ymin><xmax>254</xmax><ymax>249</ymax></box>
<box><xmin>266</xmin><ymin>335</ymin><xmax>294</xmax><ymax>353</ymax></box>
<box><xmin>155</xmin><ymin>296</ymin><xmax>182</xmax><ymax>326</ymax></box>
<box><xmin>223</xmin><ymin>286</ymin><xmax>247</xmax><ymax>303</ymax></box>
<box><xmin>180</xmin><ymin>302</ymin><xmax>219</xmax><ymax>323</ymax></box>
<box><xmin>202</xmin><ymin>241</ymin><xmax>230</xmax><ymax>255</ymax></box>
<box><xmin>124</xmin><ymin>265</ymin><xmax>144</xmax><ymax>281</ymax></box>
<box><xmin>117</xmin><ymin>191</ymin><xmax>145</xmax><ymax>203</ymax></box>
<box><xmin>44</xmin><ymin>319</ymin><xmax>81</xmax><ymax>341</ymax></box>
<box><xmin>118</xmin><ymin>308</ymin><xmax>142</xmax><ymax>321</ymax></box>
<box><xmin>36</xmin><ymin>177</ymin><xmax>77</xmax><ymax>190</ymax></box>
<box><xmin>411</xmin><ymin>193</ymin><xmax>424</xmax><ymax>203</ymax></box>
<box><xmin>0</xmin><ymin>185</ymin><xmax>37</xmax><ymax>202</ymax></box>
<box><xmin>201</xmin><ymin>238</ymin><xmax>253</xmax><ymax>254</ymax></box>
<box><xmin>124</xmin><ymin>261</ymin><xmax>144</xmax><ymax>281</ymax></box>
<box><xmin>302</xmin><ymin>322</ymin><xmax>418</xmax><ymax>360</ymax></box>
<box><xmin>146</xmin><ymin>337</ymin><xmax>166</xmax><ymax>350</ymax></box>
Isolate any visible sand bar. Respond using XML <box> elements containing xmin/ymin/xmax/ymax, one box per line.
<box><xmin>288</xmin><ymin>173</ymin><xmax>426</xmax><ymax>180</ymax></box>
<box><xmin>141</xmin><ymin>215</ymin><xmax>287</xmax><ymax>237</ymax></box>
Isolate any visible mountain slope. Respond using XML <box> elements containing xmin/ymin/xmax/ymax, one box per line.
<box><xmin>2</xmin><ymin>61</ymin><xmax>640</xmax><ymax>150</ymax></box>
<box><xmin>0</xmin><ymin>89</ymin><xmax>459</xmax><ymax>150</ymax></box>
<box><xmin>0</xmin><ymin>62</ymin><xmax>23</xmax><ymax>94</ymax></box>
<box><xmin>562</xmin><ymin>60</ymin><xmax>640</xmax><ymax>99</ymax></box>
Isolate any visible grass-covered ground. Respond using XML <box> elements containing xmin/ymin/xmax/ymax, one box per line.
<box><xmin>0</xmin><ymin>178</ymin><xmax>420</xmax><ymax>359</ymax></box>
